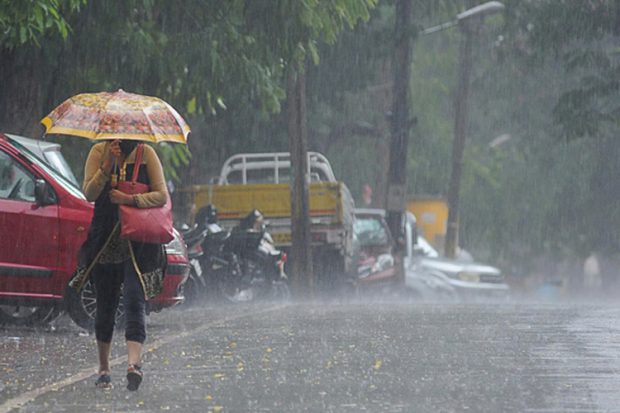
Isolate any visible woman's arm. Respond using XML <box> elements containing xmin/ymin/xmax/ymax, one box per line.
<box><xmin>82</xmin><ymin>142</ymin><xmax>114</xmax><ymax>202</ymax></box>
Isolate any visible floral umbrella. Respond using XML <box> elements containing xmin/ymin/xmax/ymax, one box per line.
<box><xmin>41</xmin><ymin>89</ymin><xmax>190</xmax><ymax>144</ymax></box>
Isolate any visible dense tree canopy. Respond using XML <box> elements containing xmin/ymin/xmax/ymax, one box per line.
<box><xmin>0</xmin><ymin>0</ymin><xmax>375</xmax><ymax>180</ymax></box>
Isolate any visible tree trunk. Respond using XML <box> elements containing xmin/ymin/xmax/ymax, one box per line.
<box><xmin>386</xmin><ymin>0</ymin><xmax>413</xmax><ymax>241</ymax></box>
<box><xmin>287</xmin><ymin>62</ymin><xmax>314</xmax><ymax>298</ymax></box>
<box><xmin>444</xmin><ymin>23</ymin><xmax>474</xmax><ymax>259</ymax></box>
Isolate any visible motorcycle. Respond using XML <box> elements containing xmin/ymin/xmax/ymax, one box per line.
<box><xmin>199</xmin><ymin>206</ymin><xmax>290</xmax><ymax>303</ymax></box>
<box><xmin>179</xmin><ymin>212</ymin><xmax>209</xmax><ymax>306</ymax></box>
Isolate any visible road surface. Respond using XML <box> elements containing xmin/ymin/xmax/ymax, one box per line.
<box><xmin>2</xmin><ymin>298</ymin><xmax>620</xmax><ymax>412</ymax></box>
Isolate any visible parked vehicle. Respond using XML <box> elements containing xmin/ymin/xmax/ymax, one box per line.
<box><xmin>5</xmin><ymin>133</ymin><xmax>80</xmax><ymax>186</ymax></box>
<box><xmin>183</xmin><ymin>152</ymin><xmax>356</xmax><ymax>289</ymax></box>
<box><xmin>178</xmin><ymin>208</ymin><xmax>211</xmax><ymax>306</ymax></box>
<box><xmin>352</xmin><ymin>208</ymin><xmax>400</xmax><ymax>289</ymax></box>
<box><xmin>198</xmin><ymin>206</ymin><xmax>289</xmax><ymax>303</ymax></box>
<box><xmin>0</xmin><ymin>133</ymin><xmax>189</xmax><ymax>327</ymax></box>
<box><xmin>402</xmin><ymin>212</ymin><xmax>509</xmax><ymax>301</ymax></box>
<box><xmin>401</xmin><ymin>216</ymin><xmax>458</xmax><ymax>301</ymax></box>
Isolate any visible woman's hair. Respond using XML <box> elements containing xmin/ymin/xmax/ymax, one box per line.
<box><xmin>119</xmin><ymin>140</ymin><xmax>139</xmax><ymax>157</ymax></box>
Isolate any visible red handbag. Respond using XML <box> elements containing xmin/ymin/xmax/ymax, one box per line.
<box><xmin>117</xmin><ymin>144</ymin><xmax>174</xmax><ymax>244</ymax></box>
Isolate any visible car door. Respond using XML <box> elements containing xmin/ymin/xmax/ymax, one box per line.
<box><xmin>0</xmin><ymin>149</ymin><xmax>60</xmax><ymax>294</ymax></box>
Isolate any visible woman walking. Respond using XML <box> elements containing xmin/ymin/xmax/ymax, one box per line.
<box><xmin>74</xmin><ymin>138</ymin><xmax>168</xmax><ymax>390</ymax></box>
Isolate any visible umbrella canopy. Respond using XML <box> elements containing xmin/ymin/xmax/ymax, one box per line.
<box><xmin>41</xmin><ymin>89</ymin><xmax>190</xmax><ymax>144</ymax></box>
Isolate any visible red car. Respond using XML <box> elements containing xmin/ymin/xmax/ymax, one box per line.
<box><xmin>353</xmin><ymin>208</ymin><xmax>400</xmax><ymax>288</ymax></box>
<box><xmin>0</xmin><ymin>133</ymin><xmax>189</xmax><ymax>328</ymax></box>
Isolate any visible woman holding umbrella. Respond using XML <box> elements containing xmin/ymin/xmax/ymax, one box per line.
<box><xmin>42</xmin><ymin>90</ymin><xmax>190</xmax><ymax>391</ymax></box>
<box><xmin>82</xmin><ymin>138</ymin><xmax>167</xmax><ymax>390</ymax></box>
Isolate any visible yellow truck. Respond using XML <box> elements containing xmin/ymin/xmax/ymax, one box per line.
<box><xmin>184</xmin><ymin>152</ymin><xmax>356</xmax><ymax>277</ymax></box>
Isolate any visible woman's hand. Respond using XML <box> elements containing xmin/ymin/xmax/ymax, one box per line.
<box><xmin>101</xmin><ymin>139</ymin><xmax>122</xmax><ymax>173</ymax></box>
<box><xmin>109</xmin><ymin>189</ymin><xmax>135</xmax><ymax>205</ymax></box>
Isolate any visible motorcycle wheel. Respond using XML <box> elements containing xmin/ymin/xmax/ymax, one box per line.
<box><xmin>269</xmin><ymin>280</ymin><xmax>291</xmax><ymax>302</ymax></box>
<box><xmin>217</xmin><ymin>278</ymin><xmax>256</xmax><ymax>303</ymax></box>
<box><xmin>65</xmin><ymin>277</ymin><xmax>125</xmax><ymax>331</ymax></box>
<box><xmin>0</xmin><ymin>304</ymin><xmax>62</xmax><ymax>326</ymax></box>
<box><xmin>214</xmin><ymin>252</ymin><xmax>253</xmax><ymax>304</ymax></box>
<box><xmin>179</xmin><ymin>268</ymin><xmax>204</xmax><ymax>307</ymax></box>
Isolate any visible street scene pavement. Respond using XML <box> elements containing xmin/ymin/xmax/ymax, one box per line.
<box><xmin>2</xmin><ymin>297</ymin><xmax>620</xmax><ymax>412</ymax></box>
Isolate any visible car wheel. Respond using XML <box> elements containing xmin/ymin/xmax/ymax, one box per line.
<box><xmin>0</xmin><ymin>304</ymin><xmax>62</xmax><ymax>326</ymax></box>
<box><xmin>65</xmin><ymin>277</ymin><xmax>125</xmax><ymax>331</ymax></box>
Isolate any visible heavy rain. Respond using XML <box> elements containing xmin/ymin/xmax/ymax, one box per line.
<box><xmin>1</xmin><ymin>1</ymin><xmax>620</xmax><ymax>412</ymax></box>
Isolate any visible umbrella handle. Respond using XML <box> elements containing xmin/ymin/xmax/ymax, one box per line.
<box><xmin>111</xmin><ymin>158</ymin><xmax>118</xmax><ymax>188</ymax></box>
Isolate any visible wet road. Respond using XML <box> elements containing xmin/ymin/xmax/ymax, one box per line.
<box><xmin>2</xmin><ymin>299</ymin><xmax>620</xmax><ymax>412</ymax></box>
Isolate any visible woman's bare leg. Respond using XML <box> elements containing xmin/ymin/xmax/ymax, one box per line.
<box><xmin>127</xmin><ymin>340</ymin><xmax>142</xmax><ymax>366</ymax></box>
<box><xmin>97</xmin><ymin>340</ymin><xmax>112</xmax><ymax>374</ymax></box>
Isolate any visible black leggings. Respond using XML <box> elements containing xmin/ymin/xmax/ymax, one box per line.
<box><xmin>93</xmin><ymin>260</ymin><xmax>146</xmax><ymax>344</ymax></box>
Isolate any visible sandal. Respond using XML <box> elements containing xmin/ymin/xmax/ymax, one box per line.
<box><xmin>95</xmin><ymin>373</ymin><xmax>112</xmax><ymax>389</ymax></box>
<box><xmin>126</xmin><ymin>364</ymin><xmax>143</xmax><ymax>391</ymax></box>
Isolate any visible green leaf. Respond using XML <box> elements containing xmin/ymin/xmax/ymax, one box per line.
<box><xmin>34</xmin><ymin>7</ymin><xmax>43</xmax><ymax>28</ymax></box>
<box><xmin>216</xmin><ymin>97</ymin><xmax>227</xmax><ymax>110</ymax></box>
<box><xmin>187</xmin><ymin>97</ymin><xmax>197</xmax><ymax>115</ymax></box>
<box><xmin>19</xmin><ymin>26</ymin><xmax>27</xmax><ymax>44</ymax></box>
<box><xmin>308</xmin><ymin>40</ymin><xmax>320</xmax><ymax>65</ymax></box>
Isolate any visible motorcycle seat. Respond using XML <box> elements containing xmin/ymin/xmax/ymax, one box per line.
<box><xmin>208</xmin><ymin>231</ymin><xmax>230</xmax><ymax>243</ymax></box>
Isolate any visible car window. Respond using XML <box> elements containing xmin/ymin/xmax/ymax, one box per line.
<box><xmin>13</xmin><ymin>144</ymin><xmax>85</xmax><ymax>201</ymax></box>
<box><xmin>354</xmin><ymin>216</ymin><xmax>389</xmax><ymax>247</ymax></box>
<box><xmin>41</xmin><ymin>149</ymin><xmax>79</xmax><ymax>187</ymax></box>
<box><xmin>0</xmin><ymin>150</ymin><xmax>36</xmax><ymax>202</ymax></box>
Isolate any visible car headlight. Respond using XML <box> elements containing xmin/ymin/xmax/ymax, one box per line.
<box><xmin>458</xmin><ymin>272</ymin><xmax>480</xmax><ymax>282</ymax></box>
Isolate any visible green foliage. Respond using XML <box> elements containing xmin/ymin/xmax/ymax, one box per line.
<box><xmin>156</xmin><ymin>143</ymin><xmax>191</xmax><ymax>184</ymax></box>
<box><xmin>305</xmin><ymin>1</ymin><xmax>464</xmax><ymax>203</ymax></box>
<box><xmin>1</xmin><ymin>0</ymin><xmax>379</xmax><ymax>186</ymax></box>
<box><xmin>451</xmin><ymin>0</ymin><xmax>620</xmax><ymax>269</ymax></box>
<box><xmin>0</xmin><ymin>0</ymin><xmax>84</xmax><ymax>49</ymax></box>
<box><xmin>312</xmin><ymin>0</ymin><xmax>620</xmax><ymax>270</ymax></box>
<box><xmin>242</xmin><ymin>0</ymin><xmax>377</xmax><ymax>68</ymax></box>
<box><xmin>501</xmin><ymin>0</ymin><xmax>620</xmax><ymax>141</ymax></box>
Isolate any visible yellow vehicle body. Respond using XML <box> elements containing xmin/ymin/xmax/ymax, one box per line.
<box><xmin>187</xmin><ymin>181</ymin><xmax>353</xmax><ymax>248</ymax></box>
<box><xmin>407</xmin><ymin>196</ymin><xmax>448</xmax><ymax>249</ymax></box>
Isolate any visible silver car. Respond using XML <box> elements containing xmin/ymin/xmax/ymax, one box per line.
<box><xmin>403</xmin><ymin>212</ymin><xmax>510</xmax><ymax>301</ymax></box>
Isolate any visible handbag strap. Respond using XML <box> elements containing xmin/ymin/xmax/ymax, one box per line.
<box><xmin>130</xmin><ymin>144</ymin><xmax>145</xmax><ymax>183</ymax></box>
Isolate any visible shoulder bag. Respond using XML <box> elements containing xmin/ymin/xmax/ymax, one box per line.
<box><xmin>117</xmin><ymin>144</ymin><xmax>174</xmax><ymax>244</ymax></box>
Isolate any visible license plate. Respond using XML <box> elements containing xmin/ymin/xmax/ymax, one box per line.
<box><xmin>271</xmin><ymin>232</ymin><xmax>291</xmax><ymax>245</ymax></box>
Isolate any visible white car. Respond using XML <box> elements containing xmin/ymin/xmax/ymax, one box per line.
<box><xmin>403</xmin><ymin>213</ymin><xmax>509</xmax><ymax>301</ymax></box>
